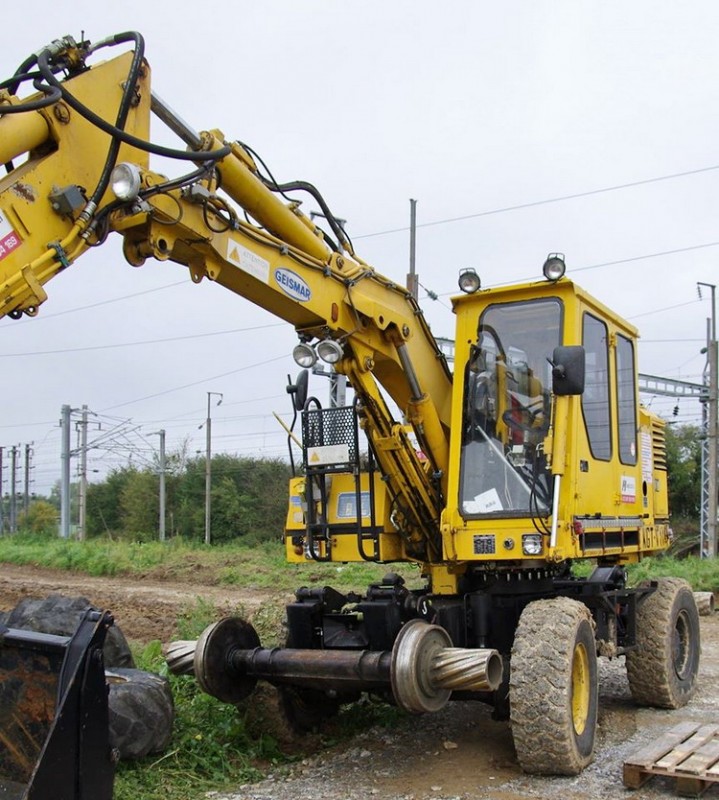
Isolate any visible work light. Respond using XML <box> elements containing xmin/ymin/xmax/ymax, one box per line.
<box><xmin>110</xmin><ymin>163</ymin><xmax>142</xmax><ymax>201</ymax></box>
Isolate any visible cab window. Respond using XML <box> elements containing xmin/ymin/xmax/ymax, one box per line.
<box><xmin>581</xmin><ymin>313</ymin><xmax>611</xmax><ymax>460</ymax></box>
<box><xmin>616</xmin><ymin>333</ymin><xmax>637</xmax><ymax>465</ymax></box>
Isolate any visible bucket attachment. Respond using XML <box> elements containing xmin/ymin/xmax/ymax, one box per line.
<box><xmin>0</xmin><ymin>608</ymin><xmax>115</xmax><ymax>800</ymax></box>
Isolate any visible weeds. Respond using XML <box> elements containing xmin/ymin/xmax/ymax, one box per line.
<box><xmin>2</xmin><ymin>532</ymin><xmax>717</xmax><ymax>800</ymax></box>
<box><xmin>114</xmin><ymin>609</ymin><xmax>283</xmax><ymax>800</ymax></box>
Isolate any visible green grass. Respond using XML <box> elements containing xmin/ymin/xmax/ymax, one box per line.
<box><xmin>2</xmin><ymin>532</ymin><xmax>717</xmax><ymax>800</ymax></box>
<box><xmin>625</xmin><ymin>554</ymin><xmax>719</xmax><ymax>592</ymax></box>
<box><xmin>0</xmin><ymin>533</ymin><xmax>421</xmax><ymax>592</ymax></box>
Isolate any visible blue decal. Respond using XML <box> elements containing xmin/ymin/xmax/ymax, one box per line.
<box><xmin>274</xmin><ymin>268</ymin><xmax>311</xmax><ymax>302</ymax></box>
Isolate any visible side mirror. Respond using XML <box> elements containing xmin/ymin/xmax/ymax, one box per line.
<box><xmin>287</xmin><ymin>369</ymin><xmax>309</xmax><ymax>411</ymax></box>
<box><xmin>551</xmin><ymin>346</ymin><xmax>585</xmax><ymax>396</ymax></box>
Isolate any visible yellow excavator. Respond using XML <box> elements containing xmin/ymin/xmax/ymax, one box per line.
<box><xmin>0</xmin><ymin>32</ymin><xmax>700</xmax><ymax>797</ymax></box>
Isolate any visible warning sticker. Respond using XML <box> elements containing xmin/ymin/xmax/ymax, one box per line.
<box><xmin>0</xmin><ymin>210</ymin><xmax>22</xmax><ymax>261</ymax></box>
<box><xmin>620</xmin><ymin>475</ymin><xmax>636</xmax><ymax>504</ymax></box>
<box><xmin>226</xmin><ymin>238</ymin><xmax>269</xmax><ymax>283</ymax></box>
<box><xmin>306</xmin><ymin>444</ymin><xmax>350</xmax><ymax>466</ymax></box>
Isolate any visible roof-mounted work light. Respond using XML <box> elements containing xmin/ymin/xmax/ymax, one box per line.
<box><xmin>458</xmin><ymin>268</ymin><xmax>481</xmax><ymax>294</ymax></box>
<box><xmin>542</xmin><ymin>253</ymin><xmax>566</xmax><ymax>282</ymax></box>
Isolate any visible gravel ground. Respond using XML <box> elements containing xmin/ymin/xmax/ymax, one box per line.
<box><xmin>2</xmin><ymin>565</ymin><xmax>715</xmax><ymax>800</ymax></box>
<box><xmin>214</xmin><ymin>613</ymin><xmax>719</xmax><ymax>800</ymax></box>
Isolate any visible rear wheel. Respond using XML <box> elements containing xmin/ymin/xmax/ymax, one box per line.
<box><xmin>510</xmin><ymin>597</ymin><xmax>598</xmax><ymax>775</ymax></box>
<box><xmin>626</xmin><ymin>578</ymin><xmax>700</xmax><ymax>708</ymax></box>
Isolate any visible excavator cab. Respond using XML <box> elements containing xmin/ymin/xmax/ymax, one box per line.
<box><xmin>0</xmin><ymin>610</ymin><xmax>115</xmax><ymax>800</ymax></box>
<box><xmin>447</xmin><ymin>273</ymin><xmax>670</xmax><ymax>565</ymax></box>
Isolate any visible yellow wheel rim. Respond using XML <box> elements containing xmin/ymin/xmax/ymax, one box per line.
<box><xmin>571</xmin><ymin>642</ymin><xmax>590</xmax><ymax>735</ymax></box>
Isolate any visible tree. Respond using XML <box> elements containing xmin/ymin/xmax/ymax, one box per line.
<box><xmin>86</xmin><ymin>468</ymin><xmax>136</xmax><ymax>537</ymax></box>
<box><xmin>85</xmin><ymin>453</ymin><xmax>293</xmax><ymax>543</ymax></box>
<box><xmin>665</xmin><ymin>424</ymin><xmax>702</xmax><ymax>518</ymax></box>
<box><xmin>120</xmin><ymin>470</ymin><xmax>160</xmax><ymax>540</ymax></box>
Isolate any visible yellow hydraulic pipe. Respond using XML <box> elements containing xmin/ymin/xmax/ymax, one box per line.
<box><xmin>407</xmin><ymin>393</ymin><xmax>449</xmax><ymax>492</ymax></box>
<box><xmin>0</xmin><ymin>110</ymin><xmax>50</xmax><ymax>165</ymax></box>
<box><xmin>548</xmin><ymin>393</ymin><xmax>570</xmax><ymax>549</ymax></box>
<box><xmin>208</xmin><ymin>135</ymin><xmax>329</xmax><ymax>263</ymax></box>
<box><xmin>550</xmin><ymin>395</ymin><xmax>569</xmax><ymax>477</ymax></box>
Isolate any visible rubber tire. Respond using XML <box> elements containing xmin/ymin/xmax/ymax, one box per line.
<box><xmin>510</xmin><ymin>597</ymin><xmax>598</xmax><ymax>775</ymax></box>
<box><xmin>106</xmin><ymin>668</ymin><xmax>175</xmax><ymax>759</ymax></box>
<box><xmin>626</xmin><ymin>577</ymin><xmax>701</xmax><ymax>708</ymax></box>
<box><xmin>6</xmin><ymin>594</ymin><xmax>135</xmax><ymax>668</ymax></box>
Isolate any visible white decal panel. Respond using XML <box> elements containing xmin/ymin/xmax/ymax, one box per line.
<box><xmin>621</xmin><ymin>475</ymin><xmax>636</xmax><ymax>504</ymax></box>
<box><xmin>307</xmin><ymin>444</ymin><xmax>349</xmax><ymax>465</ymax></box>
<box><xmin>226</xmin><ymin>239</ymin><xmax>270</xmax><ymax>283</ymax></box>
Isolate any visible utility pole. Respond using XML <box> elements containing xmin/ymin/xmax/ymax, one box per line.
<box><xmin>406</xmin><ymin>198</ymin><xmax>419</xmax><ymax>301</ymax></box>
<box><xmin>204</xmin><ymin>392</ymin><xmax>223</xmax><ymax>545</ymax></box>
<box><xmin>158</xmin><ymin>429</ymin><xmax>166</xmax><ymax>542</ymax></box>
<box><xmin>10</xmin><ymin>445</ymin><xmax>17</xmax><ymax>533</ymax></box>
<box><xmin>77</xmin><ymin>405</ymin><xmax>89</xmax><ymax>541</ymax></box>
<box><xmin>23</xmin><ymin>443</ymin><xmax>32</xmax><ymax>516</ymax></box>
<box><xmin>698</xmin><ymin>282</ymin><xmax>717</xmax><ymax>558</ymax></box>
<box><xmin>60</xmin><ymin>404</ymin><xmax>72</xmax><ymax>539</ymax></box>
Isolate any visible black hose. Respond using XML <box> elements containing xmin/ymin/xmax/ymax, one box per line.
<box><xmin>140</xmin><ymin>163</ymin><xmax>215</xmax><ymax>199</ymax></box>
<box><xmin>266</xmin><ymin>177</ymin><xmax>351</xmax><ymax>252</ymax></box>
<box><xmin>35</xmin><ymin>46</ymin><xmax>230</xmax><ymax>163</ymax></box>
<box><xmin>7</xmin><ymin>54</ymin><xmax>39</xmax><ymax>96</ymax></box>
<box><xmin>86</xmin><ymin>162</ymin><xmax>215</xmax><ymax>245</ymax></box>
<box><xmin>238</xmin><ymin>140</ymin><xmax>349</xmax><ymax>253</ymax></box>
<box><xmin>0</xmin><ymin>74</ymin><xmax>62</xmax><ymax>113</ymax></box>
<box><xmin>71</xmin><ymin>31</ymin><xmax>146</xmax><ymax>209</ymax></box>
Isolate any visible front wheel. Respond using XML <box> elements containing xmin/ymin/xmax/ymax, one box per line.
<box><xmin>626</xmin><ymin>577</ymin><xmax>700</xmax><ymax>708</ymax></box>
<box><xmin>510</xmin><ymin>597</ymin><xmax>598</xmax><ymax>775</ymax></box>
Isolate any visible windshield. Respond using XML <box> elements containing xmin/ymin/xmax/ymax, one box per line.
<box><xmin>460</xmin><ymin>298</ymin><xmax>562</xmax><ymax>518</ymax></box>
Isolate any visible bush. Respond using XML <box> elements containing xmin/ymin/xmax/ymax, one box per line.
<box><xmin>17</xmin><ymin>500</ymin><xmax>58</xmax><ymax>536</ymax></box>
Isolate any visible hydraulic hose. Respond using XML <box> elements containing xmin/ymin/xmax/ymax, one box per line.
<box><xmin>85</xmin><ymin>31</ymin><xmax>146</xmax><ymax>208</ymax></box>
<box><xmin>266</xmin><ymin>177</ymin><xmax>353</xmax><ymax>254</ymax></box>
<box><xmin>0</xmin><ymin>73</ymin><xmax>61</xmax><ymax>113</ymax></box>
<box><xmin>35</xmin><ymin>45</ymin><xmax>230</xmax><ymax>163</ymax></box>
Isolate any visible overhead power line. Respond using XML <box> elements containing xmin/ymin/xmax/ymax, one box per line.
<box><xmin>0</xmin><ymin>322</ymin><xmax>285</xmax><ymax>357</ymax></box>
<box><xmin>101</xmin><ymin>354</ymin><xmax>289</xmax><ymax>411</ymax></box>
<box><xmin>2</xmin><ymin>280</ymin><xmax>188</xmax><ymax>324</ymax></box>
<box><xmin>355</xmin><ymin>163</ymin><xmax>719</xmax><ymax>239</ymax></box>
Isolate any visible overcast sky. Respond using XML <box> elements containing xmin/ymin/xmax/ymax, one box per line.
<box><xmin>2</xmin><ymin>1</ymin><xmax>718</xmax><ymax>495</ymax></box>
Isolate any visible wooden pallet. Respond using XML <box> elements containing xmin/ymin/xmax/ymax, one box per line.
<box><xmin>623</xmin><ymin>721</ymin><xmax>719</xmax><ymax>797</ymax></box>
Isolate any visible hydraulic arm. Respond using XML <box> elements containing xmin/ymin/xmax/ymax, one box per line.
<box><xmin>0</xmin><ymin>33</ymin><xmax>452</xmax><ymax>561</ymax></box>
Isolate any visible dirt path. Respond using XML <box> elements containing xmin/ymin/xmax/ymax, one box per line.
<box><xmin>2</xmin><ymin>564</ymin><xmax>717</xmax><ymax>800</ymax></box>
<box><xmin>0</xmin><ymin>563</ymin><xmax>285</xmax><ymax>643</ymax></box>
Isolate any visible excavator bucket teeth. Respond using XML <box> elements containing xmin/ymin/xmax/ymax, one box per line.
<box><xmin>0</xmin><ymin>609</ymin><xmax>115</xmax><ymax>800</ymax></box>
